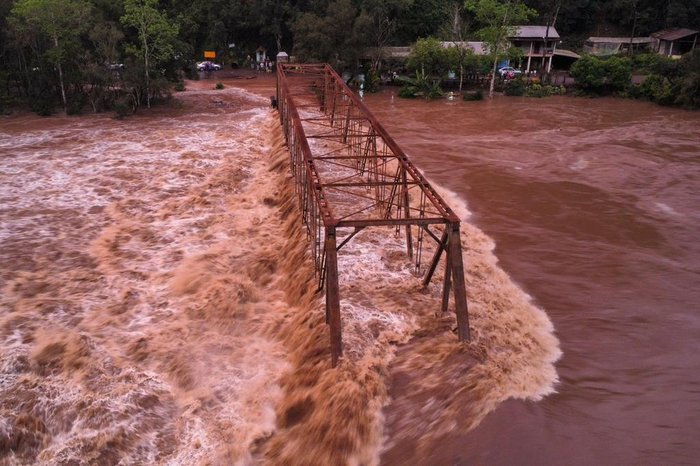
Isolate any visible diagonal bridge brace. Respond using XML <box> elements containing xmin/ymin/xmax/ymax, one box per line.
<box><xmin>277</xmin><ymin>63</ymin><xmax>470</xmax><ymax>366</ymax></box>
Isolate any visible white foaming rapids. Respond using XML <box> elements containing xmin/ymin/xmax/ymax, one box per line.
<box><xmin>1</xmin><ymin>85</ymin><xmax>560</xmax><ymax>465</ymax></box>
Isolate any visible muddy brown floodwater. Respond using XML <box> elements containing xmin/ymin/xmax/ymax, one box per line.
<box><xmin>363</xmin><ymin>90</ymin><xmax>700</xmax><ymax>465</ymax></box>
<box><xmin>0</xmin><ymin>73</ymin><xmax>695</xmax><ymax>465</ymax></box>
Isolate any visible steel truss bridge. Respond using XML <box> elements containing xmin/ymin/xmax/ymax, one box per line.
<box><xmin>276</xmin><ymin>63</ymin><xmax>470</xmax><ymax>366</ymax></box>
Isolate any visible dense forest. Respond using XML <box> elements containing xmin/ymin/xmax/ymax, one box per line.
<box><xmin>1</xmin><ymin>0</ymin><xmax>699</xmax><ymax>114</ymax></box>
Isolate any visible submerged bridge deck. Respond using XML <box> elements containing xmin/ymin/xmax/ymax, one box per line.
<box><xmin>276</xmin><ymin>63</ymin><xmax>470</xmax><ymax>365</ymax></box>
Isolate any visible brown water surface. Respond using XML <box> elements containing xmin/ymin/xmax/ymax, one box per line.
<box><xmin>2</xmin><ymin>74</ymin><xmax>696</xmax><ymax>465</ymax></box>
<box><xmin>363</xmin><ymin>91</ymin><xmax>700</xmax><ymax>465</ymax></box>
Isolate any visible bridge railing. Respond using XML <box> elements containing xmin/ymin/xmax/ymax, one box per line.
<box><xmin>277</xmin><ymin>63</ymin><xmax>470</xmax><ymax>366</ymax></box>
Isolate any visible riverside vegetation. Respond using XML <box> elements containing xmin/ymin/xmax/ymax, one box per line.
<box><xmin>0</xmin><ymin>0</ymin><xmax>699</xmax><ymax>115</ymax></box>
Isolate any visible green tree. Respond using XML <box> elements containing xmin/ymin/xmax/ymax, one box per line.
<box><xmin>444</xmin><ymin>44</ymin><xmax>477</xmax><ymax>90</ymax></box>
<box><xmin>407</xmin><ymin>37</ymin><xmax>451</xmax><ymax>76</ymax></box>
<box><xmin>395</xmin><ymin>0</ymin><xmax>451</xmax><ymax>44</ymax></box>
<box><xmin>85</xmin><ymin>20</ymin><xmax>124</xmax><ymax>112</ymax></box>
<box><xmin>292</xmin><ymin>0</ymin><xmax>360</xmax><ymax>66</ymax></box>
<box><xmin>256</xmin><ymin>0</ymin><xmax>295</xmax><ymax>52</ymax></box>
<box><xmin>439</xmin><ymin>1</ymin><xmax>476</xmax><ymax>90</ymax></box>
<box><xmin>466</xmin><ymin>0</ymin><xmax>536</xmax><ymax>98</ymax></box>
<box><xmin>10</xmin><ymin>0</ymin><xmax>93</xmax><ymax>112</ymax></box>
<box><xmin>675</xmin><ymin>49</ymin><xmax>700</xmax><ymax>108</ymax></box>
<box><xmin>353</xmin><ymin>0</ymin><xmax>412</xmax><ymax>71</ymax></box>
<box><xmin>570</xmin><ymin>54</ymin><xmax>631</xmax><ymax>94</ymax></box>
<box><xmin>121</xmin><ymin>0</ymin><xmax>179</xmax><ymax>108</ymax></box>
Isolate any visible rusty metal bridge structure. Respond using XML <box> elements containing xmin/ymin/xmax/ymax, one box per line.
<box><xmin>276</xmin><ymin>63</ymin><xmax>470</xmax><ymax>366</ymax></box>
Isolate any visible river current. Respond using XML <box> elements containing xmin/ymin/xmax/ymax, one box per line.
<box><xmin>363</xmin><ymin>90</ymin><xmax>700</xmax><ymax>465</ymax></box>
<box><xmin>0</xmin><ymin>76</ymin><xmax>697</xmax><ymax>465</ymax></box>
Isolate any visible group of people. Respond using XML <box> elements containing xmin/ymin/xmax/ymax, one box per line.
<box><xmin>248</xmin><ymin>56</ymin><xmax>274</xmax><ymax>73</ymax></box>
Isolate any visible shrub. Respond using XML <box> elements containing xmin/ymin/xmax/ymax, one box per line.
<box><xmin>637</xmin><ymin>74</ymin><xmax>665</xmax><ymax>100</ymax></box>
<box><xmin>570</xmin><ymin>55</ymin><xmax>606</xmax><ymax>93</ymax></box>
<box><xmin>396</xmin><ymin>70</ymin><xmax>443</xmax><ymax>99</ymax></box>
<box><xmin>525</xmin><ymin>83</ymin><xmax>546</xmax><ymax>97</ymax></box>
<box><xmin>630</xmin><ymin>53</ymin><xmax>674</xmax><ymax>75</ymax></box>
<box><xmin>523</xmin><ymin>84</ymin><xmax>566</xmax><ymax>97</ymax></box>
<box><xmin>571</xmin><ymin>55</ymin><xmax>632</xmax><ymax>94</ymax></box>
<box><xmin>675</xmin><ymin>49</ymin><xmax>700</xmax><ymax>109</ymax></box>
<box><xmin>656</xmin><ymin>81</ymin><xmax>679</xmax><ymax>106</ymax></box>
<box><xmin>463</xmin><ymin>89</ymin><xmax>484</xmax><ymax>101</ymax></box>
<box><xmin>113</xmin><ymin>95</ymin><xmax>135</xmax><ymax>119</ymax></box>
<box><xmin>66</xmin><ymin>93</ymin><xmax>88</xmax><ymax>115</ymax></box>
<box><xmin>215</xmin><ymin>82</ymin><xmax>224</xmax><ymax>90</ymax></box>
<box><xmin>426</xmin><ymin>81</ymin><xmax>444</xmax><ymax>99</ymax></box>
<box><xmin>606</xmin><ymin>56</ymin><xmax>632</xmax><ymax>92</ymax></box>
<box><xmin>364</xmin><ymin>69</ymin><xmax>380</xmax><ymax>93</ymax></box>
<box><xmin>0</xmin><ymin>95</ymin><xmax>14</xmax><ymax>115</ymax></box>
<box><xmin>174</xmin><ymin>81</ymin><xmax>186</xmax><ymax>92</ymax></box>
<box><xmin>30</xmin><ymin>96</ymin><xmax>54</xmax><ymax>116</ymax></box>
<box><xmin>504</xmin><ymin>77</ymin><xmax>525</xmax><ymax>96</ymax></box>
<box><xmin>398</xmin><ymin>85</ymin><xmax>419</xmax><ymax>98</ymax></box>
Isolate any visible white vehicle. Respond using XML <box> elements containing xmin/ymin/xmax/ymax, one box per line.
<box><xmin>498</xmin><ymin>66</ymin><xmax>523</xmax><ymax>78</ymax></box>
<box><xmin>197</xmin><ymin>61</ymin><xmax>221</xmax><ymax>71</ymax></box>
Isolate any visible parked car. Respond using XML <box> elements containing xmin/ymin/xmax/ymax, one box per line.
<box><xmin>498</xmin><ymin>66</ymin><xmax>523</xmax><ymax>78</ymax></box>
<box><xmin>197</xmin><ymin>61</ymin><xmax>221</xmax><ymax>71</ymax></box>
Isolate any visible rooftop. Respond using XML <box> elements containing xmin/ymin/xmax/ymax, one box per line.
<box><xmin>440</xmin><ymin>41</ymin><xmax>488</xmax><ymax>55</ymax></box>
<box><xmin>586</xmin><ymin>37</ymin><xmax>653</xmax><ymax>44</ymax></box>
<box><xmin>651</xmin><ymin>28</ymin><xmax>699</xmax><ymax>41</ymax></box>
<box><xmin>511</xmin><ymin>26</ymin><xmax>560</xmax><ymax>39</ymax></box>
<box><xmin>554</xmin><ymin>49</ymin><xmax>581</xmax><ymax>59</ymax></box>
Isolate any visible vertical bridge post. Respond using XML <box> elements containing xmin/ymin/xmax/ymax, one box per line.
<box><xmin>448</xmin><ymin>223</ymin><xmax>470</xmax><ymax>341</ymax></box>
<box><xmin>325</xmin><ymin>227</ymin><xmax>342</xmax><ymax>365</ymax></box>
<box><xmin>276</xmin><ymin>63</ymin><xmax>471</xmax><ymax>366</ymax></box>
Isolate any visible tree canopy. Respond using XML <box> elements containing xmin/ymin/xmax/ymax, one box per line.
<box><xmin>1</xmin><ymin>0</ymin><xmax>699</xmax><ymax>113</ymax></box>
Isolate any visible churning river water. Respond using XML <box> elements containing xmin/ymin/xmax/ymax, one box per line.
<box><xmin>0</xmin><ymin>75</ymin><xmax>697</xmax><ymax>465</ymax></box>
<box><xmin>363</xmin><ymin>90</ymin><xmax>700</xmax><ymax>465</ymax></box>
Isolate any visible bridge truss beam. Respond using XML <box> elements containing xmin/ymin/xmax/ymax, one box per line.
<box><xmin>276</xmin><ymin>63</ymin><xmax>470</xmax><ymax>366</ymax></box>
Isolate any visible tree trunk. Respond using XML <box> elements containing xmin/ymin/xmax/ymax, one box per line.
<box><xmin>53</xmin><ymin>34</ymin><xmax>67</xmax><ymax>112</ymax></box>
<box><xmin>489</xmin><ymin>4</ymin><xmax>511</xmax><ymax>99</ymax></box>
<box><xmin>459</xmin><ymin>64</ymin><xmax>464</xmax><ymax>91</ymax></box>
<box><xmin>489</xmin><ymin>56</ymin><xmax>498</xmax><ymax>99</ymax></box>
<box><xmin>543</xmin><ymin>0</ymin><xmax>561</xmax><ymax>78</ymax></box>
<box><xmin>628</xmin><ymin>1</ymin><xmax>638</xmax><ymax>56</ymax></box>
<box><xmin>143</xmin><ymin>27</ymin><xmax>150</xmax><ymax>109</ymax></box>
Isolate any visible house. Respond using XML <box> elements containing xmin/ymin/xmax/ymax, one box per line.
<box><xmin>509</xmin><ymin>25</ymin><xmax>560</xmax><ymax>73</ymax></box>
<box><xmin>584</xmin><ymin>37</ymin><xmax>653</xmax><ymax>56</ymax></box>
<box><xmin>255</xmin><ymin>46</ymin><xmax>267</xmax><ymax>63</ymax></box>
<box><xmin>366</xmin><ymin>30</ymin><xmax>576</xmax><ymax>73</ymax></box>
<box><xmin>651</xmin><ymin>28</ymin><xmax>698</xmax><ymax>57</ymax></box>
<box><xmin>276</xmin><ymin>51</ymin><xmax>289</xmax><ymax>63</ymax></box>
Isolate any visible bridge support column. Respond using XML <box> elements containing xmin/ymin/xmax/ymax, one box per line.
<box><xmin>442</xmin><ymin>237</ymin><xmax>452</xmax><ymax>314</ymax></box>
<box><xmin>448</xmin><ymin>224</ymin><xmax>470</xmax><ymax>341</ymax></box>
<box><xmin>325</xmin><ymin>227</ymin><xmax>342</xmax><ymax>366</ymax></box>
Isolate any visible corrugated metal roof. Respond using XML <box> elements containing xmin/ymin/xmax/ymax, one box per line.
<box><xmin>554</xmin><ymin>49</ymin><xmax>581</xmax><ymax>59</ymax></box>
<box><xmin>587</xmin><ymin>36</ymin><xmax>653</xmax><ymax>44</ymax></box>
<box><xmin>363</xmin><ymin>47</ymin><xmax>411</xmax><ymax>59</ymax></box>
<box><xmin>651</xmin><ymin>28</ymin><xmax>699</xmax><ymax>41</ymax></box>
<box><xmin>512</xmin><ymin>25</ymin><xmax>560</xmax><ymax>39</ymax></box>
<box><xmin>440</xmin><ymin>41</ymin><xmax>488</xmax><ymax>55</ymax></box>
